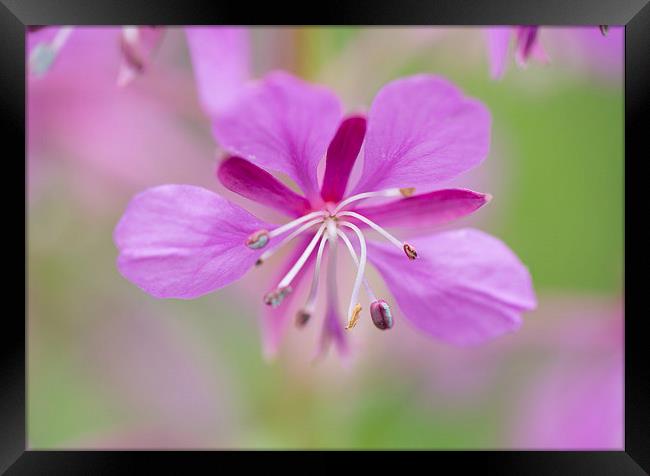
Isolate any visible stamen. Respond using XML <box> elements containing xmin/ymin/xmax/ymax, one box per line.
<box><xmin>370</xmin><ymin>299</ymin><xmax>394</xmax><ymax>330</ymax></box>
<box><xmin>338</xmin><ymin>221</ymin><xmax>367</xmax><ymax>329</ymax></box>
<box><xmin>399</xmin><ymin>187</ymin><xmax>416</xmax><ymax>197</ymax></box>
<box><xmin>120</xmin><ymin>26</ymin><xmax>146</xmax><ymax>73</ymax></box>
<box><xmin>245</xmin><ymin>230</ymin><xmax>270</xmax><ymax>250</ymax></box>
<box><xmin>338</xmin><ymin>210</ymin><xmax>415</xmax><ymax>259</ymax></box>
<box><xmin>599</xmin><ymin>25</ymin><xmax>609</xmax><ymax>36</ymax></box>
<box><xmin>263</xmin><ymin>286</ymin><xmax>292</xmax><ymax>308</ymax></box>
<box><xmin>296</xmin><ymin>232</ymin><xmax>329</xmax><ymax>327</ymax></box>
<box><xmin>268</xmin><ymin>211</ymin><xmax>327</xmax><ymax>238</ymax></box>
<box><xmin>336</xmin><ymin>229</ymin><xmax>376</xmax><ymax>301</ymax></box>
<box><xmin>332</xmin><ymin>188</ymin><xmax>403</xmax><ymax>214</ymax></box>
<box><xmin>29</xmin><ymin>26</ymin><xmax>74</xmax><ymax>76</ymax></box>
<box><xmin>403</xmin><ymin>242</ymin><xmax>418</xmax><ymax>260</ymax></box>
<box><xmin>346</xmin><ymin>303</ymin><xmax>362</xmax><ymax>330</ymax></box>
<box><xmin>295</xmin><ymin>309</ymin><xmax>311</xmax><ymax>327</ymax></box>
<box><xmin>256</xmin><ymin>218</ymin><xmax>324</xmax><ymax>266</ymax></box>
<box><xmin>277</xmin><ymin>224</ymin><xmax>327</xmax><ymax>289</ymax></box>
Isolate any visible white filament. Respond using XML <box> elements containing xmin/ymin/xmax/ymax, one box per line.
<box><xmin>303</xmin><ymin>232</ymin><xmax>329</xmax><ymax>313</ymax></box>
<box><xmin>268</xmin><ymin>211</ymin><xmax>327</xmax><ymax>238</ymax></box>
<box><xmin>278</xmin><ymin>224</ymin><xmax>326</xmax><ymax>289</ymax></box>
<box><xmin>336</xmin><ymin>229</ymin><xmax>376</xmax><ymax>301</ymax></box>
<box><xmin>337</xmin><ymin>210</ymin><xmax>404</xmax><ymax>251</ymax></box>
<box><xmin>332</xmin><ymin>188</ymin><xmax>402</xmax><ymax>215</ymax></box>
<box><xmin>338</xmin><ymin>221</ymin><xmax>367</xmax><ymax>326</ymax></box>
<box><xmin>258</xmin><ymin>217</ymin><xmax>324</xmax><ymax>264</ymax></box>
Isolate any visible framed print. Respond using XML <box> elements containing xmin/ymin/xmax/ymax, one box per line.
<box><xmin>2</xmin><ymin>0</ymin><xmax>647</xmax><ymax>472</ymax></box>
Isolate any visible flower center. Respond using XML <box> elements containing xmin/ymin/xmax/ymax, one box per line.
<box><xmin>247</xmin><ymin>188</ymin><xmax>417</xmax><ymax>330</ymax></box>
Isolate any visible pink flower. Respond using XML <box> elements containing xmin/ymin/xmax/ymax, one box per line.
<box><xmin>486</xmin><ymin>26</ymin><xmax>549</xmax><ymax>79</ymax></box>
<box><xmin>114</xmin><ymin>71</ymin><xmax>537</xmax><ymax>358</ymax></box>
<box><xmin>28</xmin><ymin>26</ymin><xmax>250</xmax><ymax>116</ymax></box>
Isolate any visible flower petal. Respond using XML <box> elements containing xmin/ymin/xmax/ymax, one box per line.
<box><xmin>217</xmin><ymin>156</ymin><xmax>311</xmax><ymax>217</ymax></box>
<box><xmin>185</xmin><ymin>27</ymin><xmax>250</xmax><ymax>116</ymax></box>
<box><xmin>367</xmin><ymin>228</ymin><xmax>536</xmax><ymax>345</ymax></box>
<box><xmin>114</xmin><ymin>184</ymin><xmax>274</xmax><ymax>299</ymax></box>
<box><xmin>117</xmin><ymin>27</ymin><xmax>165</xmax><ymax>87</ymax></box>
<box><xmin>212</xmin><ymin>71</ymin><xmax>343</xmax><ymax>202</ymax></box>
<box><xmin>352</xmin><ymin>75</ymin><xmax>491</xmax><ymax>195</ymax></box>
<box><xmin>353</xmin><ymin>188</ymin><xmax>490</xmax><ymax>229</ymax></box>
<box><xmin>260</xmin><ymin>235</ymin><xmax>316</xmax><ymax>359</ymax></box>
<box><xmin>315</xmin><ymin>298</ymin><xmax>349</xmax><ymax>360</ymax></box>
<box><xmin>486</xmin><ymin>27</ymin><xmax>512</xmax><ymax>79</ymax></box>
<box><xmin>515</xmin><ymin>27</ymin><xmax>540</xmax><ymax>67</ymax></box>
<box><xmin>321</xmin><ymin>115</ymin><xmax>366</xmax><ymax>203</ymax></box>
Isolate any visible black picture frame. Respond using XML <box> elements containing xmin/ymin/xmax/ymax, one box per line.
<box><xmin>3</xmin><ymin>0</ymin><xmax>647</xmax><ymax>473</ymax></box>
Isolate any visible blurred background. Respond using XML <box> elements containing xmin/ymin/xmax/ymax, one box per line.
<box><xmin>27</xmin><ymin>27</ymin><xmax>623</xmax><ymax>449</ymax></box>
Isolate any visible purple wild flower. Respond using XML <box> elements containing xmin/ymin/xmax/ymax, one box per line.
<box><xmin>485</xmin><ymin>26</ymin><xmax>549</xmax><ymax>79</ymax></box>
<box><xmin>28</xmin><ymin>26</ymin><xmax>250</xmax><ymax>116</ymax></box>
<box><xmin>114</xmin><ymin>71</ymin><xmax>537</xmax><ymax>358</ymax></box>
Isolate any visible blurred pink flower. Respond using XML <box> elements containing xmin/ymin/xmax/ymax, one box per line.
<box><xmin>506</xmin><ymin>298</ymin><xmax>623</xmax><ymax>449</ymax></box>
<box><xmin>486</xmin><ymin>26</ymin><xmax>549</xmax><ymax>79</ymax></box>
<box><xmin>513</xmin><ymin>359</ymin><xmax>622</xmax><ymax>449</ymax></box>
<box><xmin>114</xmin><ymin>71</ymin><xmax>536</xmax><ymax>359</ymax></box>
<box><xmin>27</xmin><ymin>27</ymin><xmax>233</xmax><ymax>210</ymax></box>
<box><xmin>485</xmin><ymin>26</ymin><xmax>622</xmax><ymax>81</ymax></box>
<box><xmin>28</xmin><ymin>26</ymin><xmax>250</xmax><ymax>117</ymax></box>
<box><xmin>544</xmin><ymin>26</ymin><xmax>624</xmax><ymax>82</ymax></box>
<box><xmin>76</xmin><ymin>311</ymin><xmax>237</xmax><ymax>448</ymax></box>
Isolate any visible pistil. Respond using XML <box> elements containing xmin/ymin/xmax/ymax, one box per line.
<box><xmin>336</xmin><ymin>229</ymin><xmax>376</xmax><ymax>301</ymax></box>
<box><xmin>338</xmin><ymin>221</ymin><xmax>367</xmax><ymax>329</ymax></box>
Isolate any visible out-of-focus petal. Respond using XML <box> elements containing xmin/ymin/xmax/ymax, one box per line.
<box><xmin>114</xmin><ymin>184</ymin><xmax>274</xmax><ymax>299</ymax></box>
<box><xmin>367</xmin><ymin>228</ymin><xmax>536</xmax><ymax>345</ymax></box>
<box><xmin>316</xmin><ymin>298</ymin><xmax>349</xmax><ymax>360</ymax></box>
<box><xmin>321</xmin><ymin>116</ymin><xmax>366</xmax><ymax>203</ymax></box>
<box><xmin>117</xmin><ymin>27</ymin><xmax>165</xmax><ymax>87</ymax></box>
<box><xmin>514</xmin><ymin>26</ymin><xmax>540</xmax><ymax>67</ymax></box>
<box><xmin>353</xmin><ymin>188</ymin><xmax>490</xmax><ymax>229</ymax></box>
<box><xmin>185</xmin><ymin>27</ymin><xmax>250</xmax><ymax>117</ymax></box>
<box><xmin>217</xmin><ymin>156</ymin><xmax>311</xmax><ymax>217</ymax></box>
<box><xmin>352</xmin><ymin>75</ymin><xmax>491</xmax><ymax>195</ymax></box>
<box><xmin>260</xmin><ymin>236</ymin><xmax>316</xmax><ymax>359</ymax></box>
<box><xmin>486</xmin><ymin>27</ymin><xmax>512</xmax><ymax>79</ymax></box>
<box><xmin>212</xmin><ymin>71</ymin><xmax>343</xmax><ymax>202</ymax></box>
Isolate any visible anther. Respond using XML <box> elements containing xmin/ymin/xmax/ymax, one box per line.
<box><xmin>346</xmin><ymin>303</ymin><xmax>362</xmax><ymax>330</ymax></box>
<box><xmin>246</xmin><ymin>230</ymin><xmax>270</xmax><ymax>249</ymax></box>
<box><xmin>399</xmin><ymin>187</ymin><xmax>415</xmax><ymax>197</ymax></box>
<box><xmin>295</xmin><ymin>309</ymin><xmax>311</xmax><ymax>328</ymax></box>
<box><xmin>403</xmin><ymin>242</ymin><xmax>417</xmax><ymax>260</ymax></box>
<box><xmin>29</xmin><ymin>27</ymin><xmax>74</xmax><ymax>77</ymax></box>
<box><xmin>370</xmin><ymin>300</ymin><xmax>394</xmax><ymax>330</ymax></box>
<box><xmin>263</xmin><ymin>286</ymin><xmax>292</xmax><ymax>307</ymax></box>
